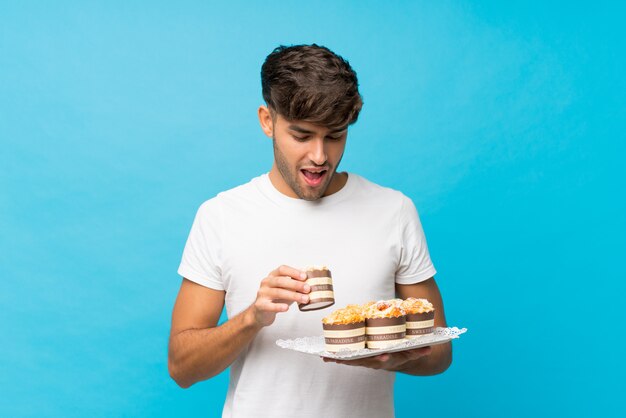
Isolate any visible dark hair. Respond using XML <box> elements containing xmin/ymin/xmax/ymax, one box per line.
<box><xmin>261</xmin><ymin>44</ymin><xmax>363</xmax><ymax>128</ymax></box>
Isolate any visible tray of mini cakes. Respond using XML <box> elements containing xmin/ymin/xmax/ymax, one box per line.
<box><xmin>277</xmin><ymin>297</ymin><xmax>467</xmax><ymax>360</ymax></box>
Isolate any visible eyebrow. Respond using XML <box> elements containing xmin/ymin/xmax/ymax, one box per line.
<box><xmin>287</xmin><ymin>124</ymin><xmax>347</xmax><ymax>135</ymax></box>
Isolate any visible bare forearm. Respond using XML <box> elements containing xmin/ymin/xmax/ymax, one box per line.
<box><xmin>168</xmin><ymin>306</ymin><xmax>261</xmax><ymax>388</ymax></box>
<box><xmin>397</xmin><ymin>342</ymin><xmax>452</xmax><ymax>376</ymax></box>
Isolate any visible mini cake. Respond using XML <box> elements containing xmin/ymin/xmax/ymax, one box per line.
<box><xmin>364</xmin><ymin>300</ymin><xmax>406</xmax><ymax>349</ymax></box>
<box><xmin>298</xmin><ymin>266</ymin><xmax>335</xmax><ymax>312</ymax></box>
<box><xmin>321</xmin><ymin>305</ymin><xmax>366</xmax><ymax>352</ymax></box>
<box><xmin>401</xmin><ymin>298</ymin><xmax>435</xmax><ymax>338</ymax></box>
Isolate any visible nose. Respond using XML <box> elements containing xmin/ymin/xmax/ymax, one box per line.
<box><xmin>308</xmin><ymin>138</ymin><xmax>327</xmax><ymax>165</ymax></box>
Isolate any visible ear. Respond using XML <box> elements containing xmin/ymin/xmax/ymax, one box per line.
<box><xmin>258</xmin><ymin>105</ymin><xmax>274</xmax><ymax>138</ymax></box>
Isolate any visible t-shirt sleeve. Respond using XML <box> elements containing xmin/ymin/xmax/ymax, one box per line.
<box><xmin>395</xmin><ymin>195</ymin><xmax>437</xmax><ymax>284</ymax></box>
<box><xmin>177</xmin><ymin>199</ymin><xmax>224</xmax><ymax>291</ymax></box>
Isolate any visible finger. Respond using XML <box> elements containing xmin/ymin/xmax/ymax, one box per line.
<box><xmin>257</xmin><ymin>300</ymin><xmax>289</xmax><ymax>313</ymax></box>
<box><xmin>377</xmin><ymin>354</ymin><xmax>390</xmax><ymax>362</ymax></box>
<box><xmin>271</xmin><ymin>265</ymin><xmax>307</xmax><ymax>281</ymax></box>
<box><xmin>258</xmin><ymin>281</ymin><xmax>305</xmax><ymax>299</ymax></box>
<box><xmin>330</xmin><ymin>358</ymin><xmax>378</xmax><ymax>368</ymax></box>
<box><xmin>268</xmin><ymin>276</ymin><xmax>311</xmax><ymax>293</ymax></box>
<box><xmin>266</xmin><ymin>288</ymin><xmax>309</xmax><ymax>304</ymax></box>
<box><xmin>404</xmin><ymin>346</ymin><xmax>432</xmax><ymax>360</ymax></box>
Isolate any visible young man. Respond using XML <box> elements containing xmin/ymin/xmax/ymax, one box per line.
<box><xmin>169</xmin><ymin>44</ymin><xmax>451</xmax><ymax>417</ymax></box>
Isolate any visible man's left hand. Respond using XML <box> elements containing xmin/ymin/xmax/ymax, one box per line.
<box><xmin>322</xmin><ymin>346</ymin><xmax>432</xmax><ymax>371</ymax></box>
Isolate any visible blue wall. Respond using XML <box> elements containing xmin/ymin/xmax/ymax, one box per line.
<box><xmin>1</xmin><ymin>1</ymin><xmax>624</xmax><ymax>417</ymax></box>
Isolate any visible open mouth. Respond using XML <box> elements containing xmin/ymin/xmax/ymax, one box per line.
<box><xmin>301</xmin><ymin>168</ymin><xmax>328</xmax><ymax>187</ymax></box>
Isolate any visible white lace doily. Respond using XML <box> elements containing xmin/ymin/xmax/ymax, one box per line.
<box><xmin>276</xmin><ymin>327</ymin><xmax>467</xmax><ymax>360</ymax></box>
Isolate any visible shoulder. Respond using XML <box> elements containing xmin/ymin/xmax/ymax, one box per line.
<box><xmin>196</xmin><ymin>174</ymin><xmax>266</xmax><ymax>214</ymax></box>
<box><xmin>349</xmin><ymin>173</ymin><xmax>413</xmax><ymax>211</ymax></box>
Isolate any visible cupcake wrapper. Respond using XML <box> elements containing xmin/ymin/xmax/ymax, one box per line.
<box><xmin>406</xmin><ymin>327</ymin><xmax>434</xmax><ymax>337</ymax></box>
<box><xmin>299</xmin><ymin>269</ymin><xmax>335</xmax><ymax>312</ymax></box>
<box><xmin>323</xmin><ymin>321</ymin><xmax>366</xmax><ymax>352</ymax></box>
<box><xmin>307</xmin><ymin>269</ymin><xmax>332</xmax><ymax>279</ymax></box>
<box><xmin>405</xmin><ymin>311</ymin><xmax>435</xmax><ymax>321</ymax></box>
<box><xmin>365</xmin><ymin>316</ymin><xmax>406</xmax><ymax>349</ymax></box>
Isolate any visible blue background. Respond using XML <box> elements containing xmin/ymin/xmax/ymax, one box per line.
<box><xmin>1</xmin><ymin>1</ymin><xmax>624</xmax><ymax>417</ymax></box>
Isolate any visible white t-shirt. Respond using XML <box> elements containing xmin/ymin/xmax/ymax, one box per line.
<box><xmin>178</xmin><ymin>173</ymin><xmax>436</xmax><ymax>418</ymax></box>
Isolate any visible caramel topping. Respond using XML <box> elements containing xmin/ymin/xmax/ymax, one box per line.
<box><xmin>363</xmin><ymin>300</ymin><xmax>406</xmax><ymax>319</ymax></box>
<box><xmin>322</xmin><ymin>298</ymin><xmax>433</xmax><ymax>325</ymax></box>
<box><xmin>400</xmin><ymin>297</ymin><xmax>434</xmax><ymax>314</ymax></box>
<box><xmin>322</xmin><ymin>304</ymin><xmax>365</xmax><ymax>325</ymax></box>
<box><xmin>305</xmin><ymin>265</ymin><xmax>329</xmax><ymax>271</ymax></box>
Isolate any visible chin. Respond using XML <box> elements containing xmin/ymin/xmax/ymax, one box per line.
<box><xmin>296</xmin><ymin>186</ymin><xmax>323</xmax><ymax>201</ymax></box>
<box><xmin>300</xmin><ymin>185</ymin><xmax>330</xmax><ymax>201</ymax></box>
<box><xmin>301</xmin><ymin>193</ymin><xmax>324</xmax><ymax>201</ymax></box>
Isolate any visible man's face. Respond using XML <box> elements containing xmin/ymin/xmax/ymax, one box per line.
<box><xmin>271</xmin><ymin>113</ymin><xmax>348</xmax><ymax>201</ymax></box>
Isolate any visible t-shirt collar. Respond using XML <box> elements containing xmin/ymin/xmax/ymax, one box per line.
<box><xmin>256</xmin><ymin>171</ymin><xmax>357</xmax><ymax>208</ymax></box>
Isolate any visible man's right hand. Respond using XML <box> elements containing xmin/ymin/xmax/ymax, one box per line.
<box><xmin>169</xmin><ymin>266</ymin><xmax>311</xmax><ymax>387</ymax></box>
<box><xmin>250</xmin><ymin>265</ymin><xmax>311</xmax><ymax>327</ymax></box>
